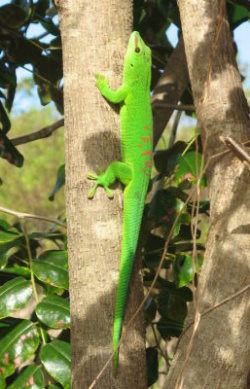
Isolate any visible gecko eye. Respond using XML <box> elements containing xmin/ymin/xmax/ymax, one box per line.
<box><xmin>135</xmin><ymin>47</ymin><xmax>140</xmax><ymax>53</ymax></box>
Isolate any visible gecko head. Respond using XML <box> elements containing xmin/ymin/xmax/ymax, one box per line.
<box><xmin>124</xmin><ymin>31</ymin><xmax>152</xmax><ymax>86</ymax></box>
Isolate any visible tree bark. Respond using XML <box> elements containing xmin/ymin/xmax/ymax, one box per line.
<box><xmin>164</xmin><ymin>1</ymin><xmax>250</xmax><ymax>388</ymax></box>
<box><xmin>58</xmin><ymin>1</ymin><xmax>147</xmax><ymax>388</ymax></box>
<box><xmin>152</xmin><ymin>37</ymin><xmax>189</xmax><ymax>147</ymax></box>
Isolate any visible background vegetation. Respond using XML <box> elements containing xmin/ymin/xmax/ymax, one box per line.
<box><xmin>0</xmin><ymin>0</ymin><xmax>249</xmax><ymax>388</ymax></box>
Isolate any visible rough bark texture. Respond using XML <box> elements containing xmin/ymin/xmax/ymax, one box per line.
<box><xmin>58</xmin><ymin>1</ymin><xmax>147</xmax><ymax>388</ymax></box>
<box><xmin>164</xmin><ymin>1</ymin><xmax>250</xmax><ymax>388</ymax></box>
<box><xmin>152</xmin><ymin>37</ymin><xmax>189</xmax><ymax>147</ymax></box>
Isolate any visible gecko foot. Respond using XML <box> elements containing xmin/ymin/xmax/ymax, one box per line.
<box><xmin>87</xmin><ymin>173</ymin><xmax>114</xmax><ymax>199</ymax></box>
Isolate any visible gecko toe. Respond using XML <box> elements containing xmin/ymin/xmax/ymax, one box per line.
<box><xmin>87</xmin><ymin>173</ymin><xmax>98</xmax><ymax>180</ymax></box>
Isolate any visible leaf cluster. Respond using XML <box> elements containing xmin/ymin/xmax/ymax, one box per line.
<box><xmin>0</xmin><ymin>0</ymin><xmax>62</xmax><ymax>167</ymax></box>
<box><xmin>0</xmin><ymin>219</ymin><xmax>69</xmax><ymax>388</ymax></box>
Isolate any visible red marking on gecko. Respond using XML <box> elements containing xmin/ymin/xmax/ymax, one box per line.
<box><xmin>141</xmin><ymin>150</ymin><xmax>152</xmax><ymax>156</ymax></box>
<box><xmin>145</xmin><ymin>161</ymin><xmax>151</xmax><ymax>167</ymax></box>
<box><xmin>141</xmin><ymin>168</ymin><xmax>151</xmax><ymax>177</ymax></box>
<box><xmin>144</xmin><ymin>125</ymin><xmax>149</xmax><ymax>130</ymax></box>
<box><xmin>137</xmin><ymin>143</ymin><xmax>143</xmax><ymax>148</ymax></box>
<box><xmin>141</xmin><ymin>136</ymin><xmax>150</xmax><ymax>143</ymax></box>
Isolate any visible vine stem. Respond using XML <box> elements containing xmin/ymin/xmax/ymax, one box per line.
<box><xmin>21</xmin><ymin>221</ymin><xmax>46</xmax><ymax>346</ymax></box>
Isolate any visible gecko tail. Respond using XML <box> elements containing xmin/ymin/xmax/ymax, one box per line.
<box><xmin>112</xmin><ymin>250</ymin><xmax>134</xmax><ymax>372</ymax></box>
<box><xmin>112</xmin><ymin>186</ymin><xmax>147</xmax><ymax>371</ymax></box>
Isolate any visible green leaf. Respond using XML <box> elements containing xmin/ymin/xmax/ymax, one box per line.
<box><xmin>0</xmin><ymin>228</ymin><xmax>21</xmax><ymax>246</ymax></box>
<box><xmin>149</xmin><ymin>189</ymin><xmax>177</xmax><ymax>230</ymax></box>
<box><xmin>48</xmin><ymin>164</ymin><xmax>65</xmax><ymax>201</ymax></box>
<box><xmin>146</xmin><ymin>347</ymin><xmax>158</xmax><ymax>387</ymax></box>
<box><xmin>144</xmin><ymin>233</ymin><xmax>165</xmax><ymax>268</ymax></box>
<box><xmin>0</xmin><ymin>4</ymin><xmax>29</xmax><ymax>29</ymax></box>
<box><xmin>0</xmin><ymin>252</ymin><xmax>8</xmax><ymax>269</ymax></box>
<box><xmin>144</xmin><ymin>298</ymin><xmax>157</xmax><ymax>322</ymax></box>
<box><xmin>40</xmin><ymin>340</ymin><xmax>71</xmax><ymax>389</ymax></box>
<box><xmin>0</xmin><ymin>64</ymin><xmax>16</xmax><ymax>93</ymax></box>
<box><xmin>0</xmin><ymin>101</ymin><xmax>11</xmax><ymax>134</ymax></box>
<box><xmin>34</xmin><ymin>0</ymin><xmax>50</xmax><ymax>17</ymax></box>
<box><xmin>32</xmin><ymin>250</ymin><xmax>68</xmax><ymax>289</ymax></box>
<box><xmin>174</xmin><ymin>254</ymin><xmax>194</xmax><ymax>287</ymax></box>
<box><xmin>0</xmin><ymin>266</ymin><xmax>30</xmax><ymax>277</ymax></box>
<box><xmin>158</xmin><ymin>290</ymin><xmax>188</xmax><ymax>323</ymax></box>
<box><xmin>0</xmin><ymin>277</ymin><xmax>32</xmax><ymax>319</ymax></box>
<box><xmin>154</xmin><ymin>141</ymin><xmax>187</xmax><ymax>174</ymax></box>
<box><xmin>0</xmin><ymin>320</ymin><xmax>40</xmax><ymax>377</ymax></box>
<box><xmin>7</xmin><ymin>364</ymin><xmax>44</xmax><ymax>389</ymax></box>
<box><xmin>158</xmin><ymin>279</ymin><xmax>193</xmax><ymax>302</ymax></box>
<box><xmin>228</xmin><ymin>2</ymin><xmax>249</xmax><ymax>29</ymax></box>
<box><xmin>176</xmin><ymin>151</ymin><xmax>206</xmax><ymax>187</ymax></box>
<box><xmin>157</xmin><ymin>316</ymin><xmax>184</xmax><ymax>338</ymax></box>
<box><xmin>0</xmin><ymin>373</ymin><xmax>5</xmax><ymax>389</ymax></box>
<box><xmin>36</xmin><ymin>295</ymin><xmax>70</xmax><ymax>329</ymax></box>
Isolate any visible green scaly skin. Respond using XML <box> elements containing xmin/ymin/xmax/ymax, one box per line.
<box><xmin>87</xmin><ymin>31</ymin><xmax>152</xmax><ymax>370</ymax></box>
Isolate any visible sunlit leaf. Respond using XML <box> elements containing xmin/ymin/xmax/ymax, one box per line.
<box><xmin>40</xmin><ymin>340</ymin><xmax>70</xmax><ymax>389</ymax></box>
<box><xmin>175</xmin><ymin>151</ymin><xmax>206</xmax><ymax>187</ymax></box>
<box><xmin>36</xmin><ymin>295</ymin><xmax>70</xmax><ymax>329</ymax></box>
<box><xmin>0</xmin><ymin>320</ymin><xmax>40</xmax><ymax>378</ymax></box>
<box><xmin>0</xmin><ymin>277</ymin><xmax>32</xmax><ymax>319</ymax></box>
<box><xmin>174</xmin><ymin>254</ymin><xmax>194</xmax><ymax>287</ymax></box>
<box><xmin>32</xmin><ymin>250</ymin><xmax>68</xmax><ymax>289</ymax></box>
<box><xmin>7</xmin><ymin>364</ymin><xmax>44</xmax><ymax>389</ymax></box>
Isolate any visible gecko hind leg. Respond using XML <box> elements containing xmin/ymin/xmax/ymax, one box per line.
<box><xmin>87</xmin><ymin>161</ymin><xmax>132</xmax><ymax>199</ymax></box>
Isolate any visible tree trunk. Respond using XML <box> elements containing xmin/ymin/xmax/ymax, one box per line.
<box><xmin>152</xmin><ymin>37</ymin><xmax>189</xmax><ymax>147</ymax></box>
<box><xmin>164</xmin><ymin>1</ymin><xmax>250</xmax><ymax>388</ymax></box>
<box><xmin>58</xmin><ymin>1</ymin><xmax>147</xmax><ymax>388</ymax></box>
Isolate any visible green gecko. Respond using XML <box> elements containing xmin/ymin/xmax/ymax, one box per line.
<box><xmin>87</xmin><ymin>31</ymin><xmax>152</xmax><ymax>370</ymax></box>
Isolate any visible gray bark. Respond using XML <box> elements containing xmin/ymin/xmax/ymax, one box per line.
<box><xmin>152</xmin><ymin>37</ymin><xmax>189</xmax><ymax>147</ymax></box>
<box><xmin>58</xmin><ymin>1</ymin><xmax>147</xmax><ymax>388</ymax></box>
<box><xmin>164</xmin><ymin>1</ymin><xmax>250</xmax><ymax>388</ymax></box>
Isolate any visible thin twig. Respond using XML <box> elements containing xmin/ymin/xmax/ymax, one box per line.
<box><xmin>21</xmin><ymin>222</ymin><xmax>46</xmax><ymax>345</ymax></box>
<box><xmin>11</xmin><ymin>119</ymin><xmax>64</xmax><ymax>146</ymax></box>
<box><xmin>220</xmin><ymin>135</ymin><xmax>250</xmax><ymax>166</ymax></box>
<box><xmin>179</xmin><ymin>283</ymin><xmax>250</xmax><ymax>344</ymax></box>
<box><xmin>0</xmin><ymin>206</ymin><xmax>66</xmax><ymax>228</ymax></box>
<box><xmin>169</xmin><ymin>110</ymin><xmax>182</xmax><ymax>147</ymax></box>
<box><xmin>201</xmin><ymin>283</ymin><xmax>250</xmax><ymax>318</ymax></box>
<box><xmin>153</xmin><ymin>103</ymin><xmax>195</xmax><ymax>111</ymax></box>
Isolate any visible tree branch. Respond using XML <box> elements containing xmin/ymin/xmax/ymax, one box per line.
<box><xmin>153</xmin><ymin>102</ymin><xmax>195</xmax><ymax>111</ymax></box>
<box><xmin>0</xmin><ymin>206</ymin><xmax>66</xmax><ymax>228</ymax></box>
<box><xmin>152</xmin><ymin>37</ymin><xmax>190</xmax><ymax>147</ymax></box>
<box><xmin>11</xmin><ymin>118</ymin><xmax>64</xmax><ymax>146</ymax></box>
